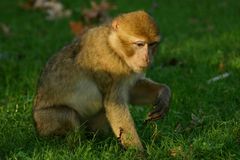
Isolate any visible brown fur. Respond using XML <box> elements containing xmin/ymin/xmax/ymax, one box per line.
<box><xmin>33</xmin><ymin>10</ymin><xmax>171</xmax><ymax>151</ymax></box>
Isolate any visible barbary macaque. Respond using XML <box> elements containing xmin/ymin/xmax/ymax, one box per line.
<box><xmin>33</xmin><ymin>10</ymin><xmax>171</xmax><ymax>151</ymax></box>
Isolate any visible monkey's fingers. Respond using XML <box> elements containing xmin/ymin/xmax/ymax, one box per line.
<box><xmin>148</xmin><ymin>110</ymin><xmax>165</xmax><ymax>120</ymax></box>
<box><xmin>144</xmin><ymin>114</ymin><xmax>163</xmax><ymax>124</ymax></box>
<box><xmin>146</xmin><ymin>106</ymin><xmax>169</xmax><ymax>122</ymax></box>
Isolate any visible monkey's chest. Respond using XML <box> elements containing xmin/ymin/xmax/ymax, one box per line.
<box><xmin>66</xmin><ymin>79</ymin><xmax>103</xmax><ymax>118</ymax></box>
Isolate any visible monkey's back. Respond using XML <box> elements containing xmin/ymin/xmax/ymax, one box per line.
<box><xmin>34</xmin><ymin>38</ymin><xmax>85</xmax><ymax>109</ymax></box>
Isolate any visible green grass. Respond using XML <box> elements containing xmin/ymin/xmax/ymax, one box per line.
<box><xmin>1</xmin><ymin>0</ymin><xmax>240</xmax><ymax>159</ymax></box>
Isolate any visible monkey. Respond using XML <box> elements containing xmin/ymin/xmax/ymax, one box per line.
<box><xmin>33</xmin><ymin>10</ymin><xmax>171</xmax><ymax>151</ymax></box>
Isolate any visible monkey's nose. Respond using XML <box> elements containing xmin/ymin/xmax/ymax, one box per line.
<box><xmin>145</xmin><ymin>58</ymin><xmax>150</xmax><ymax>65</ymax></box>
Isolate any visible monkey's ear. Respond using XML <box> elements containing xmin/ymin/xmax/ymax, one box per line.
<box><xmin>111</xmin><ymin>20</ymin><xmax>119</xmax><ymax>31</ymax></box>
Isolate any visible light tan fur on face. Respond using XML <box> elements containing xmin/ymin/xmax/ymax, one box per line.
<box><xmin>33</xmin><ymin>10</ymin><xmax>171</xmax><ymax>152</ymax></box>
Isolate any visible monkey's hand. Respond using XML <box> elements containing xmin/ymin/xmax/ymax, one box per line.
<box><xmin>145</xmin><ymin>85</ymin><xmax>171</xmax><ymax>123</ymax></box>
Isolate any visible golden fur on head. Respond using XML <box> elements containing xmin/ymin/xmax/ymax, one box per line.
<box><xmin>113</xmin><ymin>10</ymin><xmax>160</xmax><ymax>41</ymax></box>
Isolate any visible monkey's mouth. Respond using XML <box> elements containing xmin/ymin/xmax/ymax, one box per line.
<box><xmin>132</xmin><ymin>65</ymin><xmax>148</xmax><ymax>73</ymax></box>
<box><xmin>138</xmin><ymin>65</ymin><xmax>148</xmax><ymax>71</ymax></box>
<box><xmin>140</xmin><ymin>63</ymin><xmax>149</xmax><ymax>68</ymax></box>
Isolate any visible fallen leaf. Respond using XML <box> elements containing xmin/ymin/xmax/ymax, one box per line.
<box><xmin>218</xmin><ymin>61</ymin><xmax>225</xmax><ymax>72</ymax></box>
<box><xmin>169</xmin><ymin>146</ymin><xmax>183</xmax><ymax>157</ymax></box>
<box><xmin>82</xmin><ymin>0</ymin><xmax>116</xmax><ymax>23</ymax></box>
<box><xmin>19</xmin><ymin>0</ymin><xmax>35</xmax><ymax>10</ymax></box>
<box><xmin>20</xmin><ymin>0</ymin><xmax>72</xmax><ymax>20</ymax></box>
<box><xmin>69</xmin><ymin>21</ymin><xmax>87</xmax><ymax>37</ymax></box>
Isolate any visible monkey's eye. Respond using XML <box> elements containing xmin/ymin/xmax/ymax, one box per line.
<box><xmin>149</xmin><ymin>42</ymin><xmax>158</xmax><ymax>47</ymax></box>
<box><xmin>134</xmin><ymin>42</ymin><xmax>145</xmax><ymax>48</ymax></box>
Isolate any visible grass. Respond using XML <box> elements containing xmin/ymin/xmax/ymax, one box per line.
<box><xmin>0</xmin><ymin>0</ymin><xmax>240</xmax><ymax>159</ymax></box>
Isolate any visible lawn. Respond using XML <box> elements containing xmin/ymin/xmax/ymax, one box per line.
<box><xmin>0</xmin><ymin>0</ymin><xmax>240</xmax><ymax>159</ymax></box>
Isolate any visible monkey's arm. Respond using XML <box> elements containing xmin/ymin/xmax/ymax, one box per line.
<box><xmin>104</xmin><ymin>84</ymin><xmax>144</xmax><ymax>150</ymax></box>
<box><xmin>129</xmin><ymin>78</ymin><xmax>171</xmax><ymax>121</ymax></box>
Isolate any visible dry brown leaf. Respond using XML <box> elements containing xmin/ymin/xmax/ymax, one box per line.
<box><xmin>19</xmin><ymin>0</ymin><xmax>35</xmax><ymax>10</ymax></box>
<box><xmin>36</xmin><ymin>0</ymin><xmax>72</xmax><ymax>20</ymax></box>
<box><xmin>69</xmin><ymin>21</ymin><xmax>87</xmax><ymax>37</ymax></box>
<box><xmin>82</xmin><ymin>8</ymin><xmax>98</xmax><ymax>21</ymax></box>
<box><xmin>169</xmin><ymin>146</ymin><xmax>183</xmax><ymax>157</ymax></box>
<box><xmin>219</xmin><ymin>61</ymin><xmax>225</xmax><ymax>72</ymax></box>
<box><xmin>98</xmin><ymin>0</ymin><xmax>116</xmax><ymax>11</ymax></box>
<box><xmin>20</xmin><ymin>0</ymin><xmax>71</xmax><ymax>20</ymax></box>
<box><xmin>82</xmin><ymin>0</ymin><xmax>116</xmax><ymax>23</ymax></box>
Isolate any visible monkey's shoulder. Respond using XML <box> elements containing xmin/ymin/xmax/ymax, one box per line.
<box><xmin>37</xmin><ymin>39</ymin><xmax>82</xmax><ymax>87</ymax></box>
<box><xmin>91</xmin><ymin>71</ymin><xmax>112</xmax><ymax>94</ymax></box>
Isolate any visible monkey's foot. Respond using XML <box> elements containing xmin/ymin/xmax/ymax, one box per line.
<box><xmin>117</xmin><ymin>127</ymin><xmax>126</xmax><ymax>150</ymax></box>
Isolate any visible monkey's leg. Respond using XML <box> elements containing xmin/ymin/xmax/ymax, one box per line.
<box><xmin>33</xmin><ymin>105</ymin><xmax>81</xmax><ymax>136</ymax></box>
<box><xmin>87</xmin><ymin>111</ymin><xmax>111</xmax><ymax>135</ymax></box>
<box><xmin>104</xmin><ymin>86</ymin><xmax>144</xmax><ymax>150</ymax></box>
<box><xmin>129</xmin><ymin>78</ymin><xmax>171</xmax><ymax>121</ymax></box>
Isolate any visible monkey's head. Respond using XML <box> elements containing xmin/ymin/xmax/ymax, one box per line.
<box><xmin>109</xmin><ymin>10</ymin><xmax>160</xmax><ymax>73</ymax></box>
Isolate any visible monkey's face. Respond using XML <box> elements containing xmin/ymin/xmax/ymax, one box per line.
<box><xmin>109</xmin><ymin>27</ymin><xmax>160</xmax><ymax>73</ymax></box>
<box><xmin>124</xmin><ymin>39</ymin><xmax>159</xmax><ymax>73</ymax></box>
<box><xmin>109</xmin><ymin>10</ymin><xmax>160</xmax><ymax>73</ymax></box>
